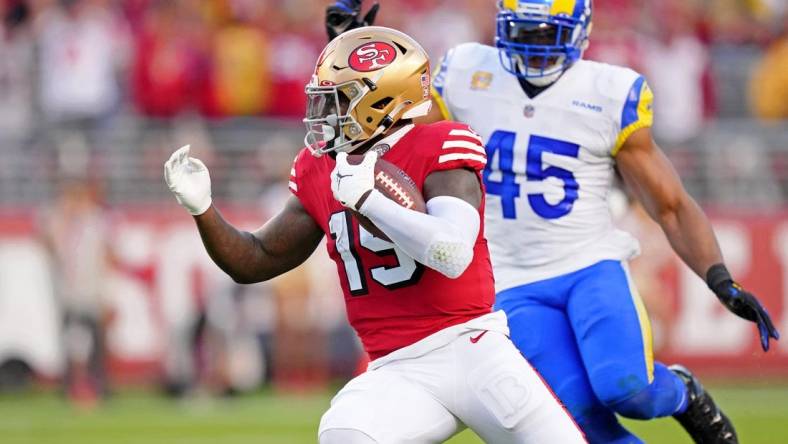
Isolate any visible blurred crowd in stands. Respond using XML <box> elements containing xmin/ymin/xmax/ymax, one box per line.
<box><xmin>0</xmin><ymin>0</ymin><xmax>784</xmax><ymax>205</ymax></box>
<box><xmin>0</xmin><ymin>0</ymin><xmax>786</xmax><ymax>135</ymax></box>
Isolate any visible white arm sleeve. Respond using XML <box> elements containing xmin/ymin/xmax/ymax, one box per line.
<box><xmin>358</xmin><ymin>191</ymin><xmax>480</xmax><ymax>278</ymax></box>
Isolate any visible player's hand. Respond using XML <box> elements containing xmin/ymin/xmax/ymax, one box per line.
<box><xmin>164</xmin><ymin>145</ymin><xmax>212</xmax><ymax>216</ymax></box>
<box><xmin>713</xmin><ymin>281</ymin><xmax>780</xmax><ymax>351</ymax></box>
<box><xmin>708</xmin><ymin>264</ymin><xmax>780</xmax><ymax>351</ymax></box>
<box><xmin>331</xmin><ymin>151</ymin><xmax>377</xmax><ymax>210</ymax></box>
<box><xmin>326</xmin><ymin>0</ymin><xmax>379</xmax><ymax>41</ymax></box>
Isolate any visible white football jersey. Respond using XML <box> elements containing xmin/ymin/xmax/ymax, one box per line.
<box><xmin>432</xmin><ymin>43</ymin><xmax>655</xmax><ymax>291</ymax></box>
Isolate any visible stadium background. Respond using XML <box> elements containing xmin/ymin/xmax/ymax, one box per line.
<box><xmin>0</xmin><ymin>0</ymin><xmax>787</xmax><ymax>442</ymax></box>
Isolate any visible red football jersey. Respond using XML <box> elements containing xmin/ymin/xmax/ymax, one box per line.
<box><xmin>290</xmin><ymin>121</ymin><xmax>494</xmax><ymax>360</ymax></box>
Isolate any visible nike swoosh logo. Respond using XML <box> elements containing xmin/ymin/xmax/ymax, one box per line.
<box><xmin>470</xmin><ymin>331</ymin><xmax>488</xmax><ymax>344</ymax></box>
<box><xmin>335</xmin><ymin>173</ymin><xmax>351</xmax><ymax>186</ymax></box>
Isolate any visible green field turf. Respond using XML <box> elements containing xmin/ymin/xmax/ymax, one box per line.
<box><xmin>1</xmin><ymin>385</ymin><xmax>786</xmax><ymax>443</ymax></box>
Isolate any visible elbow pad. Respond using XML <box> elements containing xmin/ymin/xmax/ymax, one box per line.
<box><xmin>424</xmin><ymin>237</ymin><xmax>474</xmax><ymax>279</ymax></box>
<box><xmin>359</xmin><ymin>193</ymin><xmax>480</xmax><ymax>278</ymax></box>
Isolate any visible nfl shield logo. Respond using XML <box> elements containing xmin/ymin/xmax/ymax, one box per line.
<box><xmin>524</xmin><ymin>104</ymin><xmax>535</xmax><ymax>118</ymax></box>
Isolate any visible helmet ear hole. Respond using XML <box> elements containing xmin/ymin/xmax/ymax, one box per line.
<box><xmin>370</xmin><ymin>97</ymin><xmax>393</xmax><ymax>110</ymax></box>
<box><xmin>366</xmin><ymin>117</ymin><xmax>373</xmax><ymax>123</ymax></box>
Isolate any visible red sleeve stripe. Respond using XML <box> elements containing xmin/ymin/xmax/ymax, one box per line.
<box><xmin>438</xmin><ymin>153</ymin><xmax>487</xmax><ymax>165</ymax></box>
<box><xmin>449</xmin><ymin>129</ymin><xmax>483</xmax><ymax>143</ymax></box>
<box><xmin>442</xmin><ymin>140</ymin><xmax>486</xmax><ymax>155</ymax></box>
<box><xmin>288</xmin><ymin>181</ymin><xmax>298</xmax><ymax>192</ymax></box>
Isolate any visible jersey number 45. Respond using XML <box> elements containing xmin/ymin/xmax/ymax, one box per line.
<box><xmin>483</xmin><ymin>130</ymin><xmax>580</xmax><ymax>220</ymax></box>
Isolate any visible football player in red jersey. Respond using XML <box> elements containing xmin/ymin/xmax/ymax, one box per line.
<box><xmin>165</xmin><ymin>27</ymin><xmax>585</xmax><ymax>444</ymax></box>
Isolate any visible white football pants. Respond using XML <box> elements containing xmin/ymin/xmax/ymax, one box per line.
<box><xmin>318</xmin><ymin>311</ymin><xmax>586</xmax><ymax>443</ymax></box>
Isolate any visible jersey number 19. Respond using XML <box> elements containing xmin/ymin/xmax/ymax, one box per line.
<box><xmin>329</xmin><ymin>211</ymin><xmax>424</xmax><ymax>296</ymax></box>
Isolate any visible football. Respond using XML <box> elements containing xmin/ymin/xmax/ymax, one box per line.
<box><xmin>346</xmin><ymin>154</ymin><xmax>426</xmax><ymax>241</ymax></box>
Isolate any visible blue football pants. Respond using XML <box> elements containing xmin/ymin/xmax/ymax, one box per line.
<box><xmin>495</xmin><ymin>260</ymin><xmax>688</xmax><ymax>444</ymax></box>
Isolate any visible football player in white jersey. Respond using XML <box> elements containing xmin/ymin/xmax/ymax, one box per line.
<box><xmin>326</xmin><ymin>1</ymin><xmax>780</xmax><ymax>443</ymax></box>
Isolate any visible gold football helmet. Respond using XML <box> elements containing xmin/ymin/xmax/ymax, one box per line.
<box><xmin>304</xmin><ymin>26</ymin><xmax>432</xmax><ymax>156</ymax></box>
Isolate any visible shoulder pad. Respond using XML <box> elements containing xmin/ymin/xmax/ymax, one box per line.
<box><xmin>289</xmin><ymin>147</ymin><xmax>319</xmax><ymax>195</ymax></box>
<box><xmin>580</xmin><ymin>60</ymin><xmax>643</xmax><ymax>103</ymax></box>
<box><xmin>416</xmin><ymin>122</ymin><xmax>487</xmax><ymax>173</ymax></box>
<box><xmin>446</xmin><ymin>42</ymin><xmax>500</xmax><ymax>71</ymax></box>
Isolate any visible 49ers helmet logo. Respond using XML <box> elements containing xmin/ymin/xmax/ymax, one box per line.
<box><xmin>348</xmin><ymin>42</ymin><xmax>397</xmax><ymax>72</ymax></box>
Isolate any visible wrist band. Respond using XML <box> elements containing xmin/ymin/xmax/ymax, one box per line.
<box><xmin>706</xmin><ymin>263</ymin><xmax>732</xmax><ymax>292</ymax></box>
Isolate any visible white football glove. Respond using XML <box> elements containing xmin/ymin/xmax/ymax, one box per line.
<box><xmin>164</xmin><ymin>145</ymin><xmax>212</xmax><ymax>216</ymax></box>
<box><xmin>331</xmin><ymin>151</ymin><xmax>377</xmax><ymax>210</ymax></box>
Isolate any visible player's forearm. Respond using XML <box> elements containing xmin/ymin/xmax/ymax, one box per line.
<box><xmin>193</xmin><ymin>206</ymin><xmax>278</xmax><ymax>284</ymax></box>
<box><xmin>657</xmin><ymin>195</ymin><xmax>724</xmax><ymax>279</ymax></box>
<box><xmin>360</xmin><ymin>192</ymin><xmax>479</xmax><ymax>278</ymax></box>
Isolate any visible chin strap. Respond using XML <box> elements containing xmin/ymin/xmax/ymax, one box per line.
<box><xmin>511</xmin><ymin>54</ymin><xmax>566</xmax><ymax>87</ymax></box>
<box><xmin>351</xmin><ymin>99</ymin><xmax>411</xmax><ymax>150</ymax></box>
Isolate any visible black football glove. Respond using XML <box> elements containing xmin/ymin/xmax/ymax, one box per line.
<box><xmin>707</xmin><ymin>264</ymin><xmax>780</xmax><ymax>351</ymax></box>
<box><xmin>326</xmin><ymin>0</ymin><xmax>379</xmax><ymax>42</ymax></box>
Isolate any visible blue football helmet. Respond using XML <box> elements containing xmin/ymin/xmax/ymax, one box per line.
<box><xmin>496</xmin><ymin>0</ymin><xmax>592</xmax><ymax>85</ymax></box>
